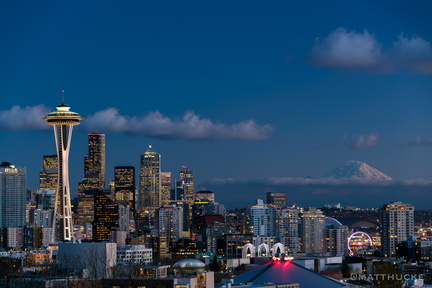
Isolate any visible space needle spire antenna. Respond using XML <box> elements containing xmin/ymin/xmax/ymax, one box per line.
<box><xmin>43</xmin><ymin>91</ymin><xmax>84</xmax><ymax>243</ymax></box>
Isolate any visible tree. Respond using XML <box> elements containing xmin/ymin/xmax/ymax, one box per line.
<box><xmin>209</xmin><ymin>255</ymin><xmax>220</xmax><ymax>272</ymax></box>
<box><xmin>373</xmin><ymin>261</ymin><xmax>404</xmax><ymax>288</ymax></box>
<box><xmin>341</xmin><ymin>259</ymin><xmax>351</xmax><ymax>278</ymax></box>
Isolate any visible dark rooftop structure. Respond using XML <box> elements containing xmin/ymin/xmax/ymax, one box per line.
<box><xmin>232</xmin><ymin>259</ymin><xmax>352</xmax><ymax>288</ymax></box>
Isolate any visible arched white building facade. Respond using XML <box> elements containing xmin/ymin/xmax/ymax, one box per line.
<box><xmin>242</xmin><ymin>243</ymin><xmax>285</xmax><ymax>259</ymax></box>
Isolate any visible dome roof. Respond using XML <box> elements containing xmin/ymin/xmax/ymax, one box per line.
<box><xmin>0</xmin><ymin>161</ymin><xmax>11</xmax><ymax>167</ymax></box>
<box><xmin>173</xmin><ymin>259</ymin><xmax>205</xmax><ymax>268</ymax></box>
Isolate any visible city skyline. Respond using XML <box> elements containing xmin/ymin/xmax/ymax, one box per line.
<box><xmin>1</xmin><ymin>1</ymin><xmax>432</xmax><ymax>209</ymax></box>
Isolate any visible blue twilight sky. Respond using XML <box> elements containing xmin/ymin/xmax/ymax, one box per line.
<box><xmin>1</xmin><ymin>1</ymin><xmax>432</xmax><ymax>208</ymax></box>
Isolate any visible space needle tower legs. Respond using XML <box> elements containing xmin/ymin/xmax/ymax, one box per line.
<box><xmin>43</xmin><ymin>91</ymin><xmax>84</xmax><ymax>243</ymax></box>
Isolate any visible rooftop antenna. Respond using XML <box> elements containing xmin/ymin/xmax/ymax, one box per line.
<box><xmin>61</xmin><ymin>90</ymin><xmax>65</xmax><ymax>105</ymax></box>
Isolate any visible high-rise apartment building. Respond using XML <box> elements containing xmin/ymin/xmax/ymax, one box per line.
<box><xmin>39</xmin><ymin>155</ymin><xmax>58</xmax><ymax>190</ymax></box>
<box><xmin>380</xmin><ymin>201</ymin><xmax>414</xmax><ymax>257</ymax></box>
<box><xmin>43</xmin><ymin>96</ymin><xmax>83</xmax><ymax>242</ymax></box>
<box><xmin>249</xmin><ymin>199</ymin><xmax>276</xmax><ymax>237</ymax></box>
<box><xmin>79</xmin><ymin>133</ymin><xmax>106</xmax><ymax>192</ymax></box>
<box><xmin>155</xmin><ymin>205</ymin><xmax>183</xmax><ymax>243</ymax></box>
<box><xmin>267</xmin><ymin>192</ymin><xmax>287</xmax><ymax>208</ymax></box>
<box><xmin>301</xmin><ymin>207</ymin><xmax>325</xmax><ymax>255</ymax></box>
<box><xmin>139</xmin><ymin>145</ymin><xmax>161</xmax><ymax>216</ymax></box>
<box><xmin>324</xmin><ymin>222</ymin><xmax>349</xmax><ymax>256</ymax></box>
<box><xmin>114</xmin><ymin>166</ymin><xmax>136</xmax><ymax>217</ymax></box>
<box><xmin>275</xmin><ymin>207</ymin><xmax>299</xmax><ymax>253</ymax></box>
<box><xmin>0</xmin><ymin>162</ymin><xmax>26</xmax><ymax>228</ymax></box>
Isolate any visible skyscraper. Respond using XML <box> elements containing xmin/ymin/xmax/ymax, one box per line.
<box><xmin>301</xmin><ymin>207</ymin><xmax>325</xmax><ymax>255</ymax></box>
<box><xmin>380</xmin><ymin>201</ymin><xmax>414</xmax><ymax>257</ymax></box>
<box><xmin>43</xmin><ymin>96</ymin><xmax>83</xmax><ymax>242</ymax></box>
<box><xmin>76</xmin><ymin>190</ymin><xmax>96</xmax><ymax>225</ymax></box>
<box><xmin>139</xmin><ymin>145</ymin><xmax>161</xmax><ymax>216</ymax></box>
<box><xmin>78</xmin><ymin>133</ymin><xmax>106</xmax><ymax>192</ymax></box>
<box><xmin>0</xmin><ymin>162</ymin><xmax>26</xmax><ymax>228</ymax></box>
<box><xmin>114</xmin><ymin>166</ymin><xmax>136</xmax><ymax>217</ymax></box>
<box><xmin>249</xmin><ymin>199</ymin><xmax>276</xmax><ymax>237</ymax></box>
<box><xmin>178</xmin><ymin>166</ymin><xmax>194</xmax><ymax>206</ymax></box>
<box><xmin>93</xmin><ymin>190</ymin><xmax>119</xmax><ymax>242</ymax></box>
<box><xmin>39</xmin><ymin>155</ymin><xmax>58</xmax><ymax>190</ymax></box>
<box><xmin>275</xmin><ymin>207</ymin><xmax>299</xmax><ymax>253</ymax></box>
<box><xmin>160</xmin><ymin>172</ymin><xmax>171</xmax><ymax>206</ymax></box>
<box><xmin>156</xmin><ymin>204</ymin><xmax>183</xmax><ymax>243</ymax></box>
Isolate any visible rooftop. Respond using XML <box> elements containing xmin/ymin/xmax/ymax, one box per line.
<box><xmin>232</xmin><ymin>260</ymin><xmax>351</xmax><ymax>288</ymax></box>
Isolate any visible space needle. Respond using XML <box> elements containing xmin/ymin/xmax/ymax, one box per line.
<box><xmin>43</xmin><ymin>91</ymin><xmax>83</xmax><ymax>242</ymax></box>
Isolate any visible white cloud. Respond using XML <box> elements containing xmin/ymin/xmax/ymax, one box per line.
<box><xmin>0</xmin><ymin>105</ymin><xmax>273</xmax><ymax>141</ymax></box>
<box><xmin>309</xmin><ymin>28</ymin><xmax>383</xmax><ymax>71</ymax></box>
<box><xmin>350</xmin><ymin>132</ymin><xmax>380</xmax><ymax>149</ymax></box>
<box><xmin>82</xmin><ymin>108</ymin><xmax>274</xmax><ymax>141</ymax></box>
<box><xmin>0</xmin><ymin>105</ymin><xmax>50</xmax><ymax>130</ymax></box>
<box><xmin>309</xmin><ymin>28</ymin><xmax>432</xmax><ymax>74</ymax></box>
<box><xmin>391</xmin><ymin>35</ymin><xmax>432</xmax><ymax>74</ymax></box>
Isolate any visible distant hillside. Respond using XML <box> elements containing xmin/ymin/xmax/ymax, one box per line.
<box><xmin>321</xmin><ymin>207</ymin><xmax>432</xmax><ymax>226</ymax></box>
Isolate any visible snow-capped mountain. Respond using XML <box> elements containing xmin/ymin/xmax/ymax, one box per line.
<box><xmin>323</xmin><ymin>160</ymin><xmax>393</xmax><ymax>180</ymax></box>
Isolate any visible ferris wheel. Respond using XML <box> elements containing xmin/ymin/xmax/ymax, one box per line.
<box><xmin>347</xmin><ymin>231</ymin><xmax>373</xmax><ymax>255</ymax></box>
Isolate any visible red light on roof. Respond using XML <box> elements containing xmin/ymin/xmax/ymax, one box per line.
<box><xmin>273</xmin><ymin>253</ymin><xmax>293</xmax><ymax>262</ymax></box>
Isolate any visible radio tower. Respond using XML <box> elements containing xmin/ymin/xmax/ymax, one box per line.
<box><xmin>43</xmin><ymin>91</ymin><xmax>83</xmax><ymax>242</ymax></box>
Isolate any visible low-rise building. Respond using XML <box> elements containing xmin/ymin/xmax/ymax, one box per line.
<box><xmin>58</xmin><ymin>242</ymin><xmax>117</xmax><ymax>278</ymax></box>
<box><xmin>117</xmin><ymin>245</ymin><xmax>152</xmax><ymax>265</ymax></box>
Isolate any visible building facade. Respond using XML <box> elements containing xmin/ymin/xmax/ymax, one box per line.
<box><xmin>178</xmin><ymin>166</ymin><xmax>194</xmax><ymax>206</ymax></box>
<box><xmin>160</xmin><ymin>172</ymin><xmax>172</xmax><ymax>206</ymax></box>
<box><xmin>0</xmin><ymin>162</ymin><xmax>26</xmax><ymax>228</ymax></box>
<box><xmin>380</xmin><ymin>201</ymin><xmax>414</xmax><ymax>257</ymax></box>
<box><xmin>301</xmin><ymin>208</ymin><xmax>325</xmax><ymax>255</ymax></box>
<box><xmin>217</xmin><ymin>234</ymin><xmax>253</xmax><ymax>258</ymax></box>
<box><xmin>117</xmin><ymin>245</ymin><xmax>153</xmax><ymax>264</ymax></box>
<box><xmin>267</xmin><ymin>192</ymin><xmax>287</xmax><ymax>208</ymax></box>
<box><xmin>114</xmin><ymin>166</ymin><xmax>136</xmax><ymax>218</ymax></box>
<box><xmin>275</xmin><ymin>207</ymin><xmax>299</xmax><ymax>253</ymax></box>
<box><xmin>324</xmin><ymin>224</ymin><xmax>349</xmax><ymax>256</ymax></box>
<box><xmin>249</xmin><ymin>199</ymin><xmax>276</xmax><ymax>237</ymax></box>
<box><xmin>156</xmin><ymin>205</ymin><xmax>183</xmax><ymax>243</ymax></box>
<box><xmin>139</xmin><ymin>145</ymin><xmax>161</xmax><ymax>216</ymax></box>
<box><xmin>39</xmin><ymin>155</ymin><xmax>58</xmax><ymax>190</ymax></box>
<box><xmin>58</xmin><ymin>242</ymin><xmax>117</xmax><ymax>278</ymax></box>
<box><xmin>79</xmin><ymin>133</ymin><xmax>106</xmax><ymax>192</ymax></box>
<box><xmin>93</xmin><ymin>190</ymin><xmax>119</xmax><ymax>242</ymax></box>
